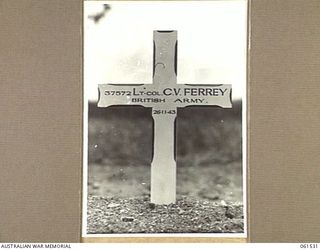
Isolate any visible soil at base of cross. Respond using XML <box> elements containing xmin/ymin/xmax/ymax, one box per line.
<box><xmin>87</xmin><ymin>196</ymin><xmax>244</xmax><ymax>234</ymax></box>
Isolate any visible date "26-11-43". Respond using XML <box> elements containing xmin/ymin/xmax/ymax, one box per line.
<box><xmin>153</xmin><ymin>109</ymin><xmax>176</xmax><ymax>115</ymax></box>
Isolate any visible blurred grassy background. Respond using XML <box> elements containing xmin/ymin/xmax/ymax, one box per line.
<box><xmin>88</xmin><ymin>100</ymin><xmax>242</xmax><ymax>166</ymax></box>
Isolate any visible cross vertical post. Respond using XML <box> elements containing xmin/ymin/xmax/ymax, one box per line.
<box><xmin>151</xmin><ymin>31</ymin><xmax>178</xmax><ymax>204</ymax></box>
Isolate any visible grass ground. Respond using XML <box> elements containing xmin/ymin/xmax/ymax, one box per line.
<box><xmin>87</xmin><ymin>196</ymin><xmax>243</xmax><ymax>234</ymax></box>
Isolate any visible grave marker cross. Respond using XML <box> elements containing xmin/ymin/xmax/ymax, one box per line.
<box><xmin>98</xmin><ymin>30</ymin><xmax>232</xmax><ymax>204</ymax></box>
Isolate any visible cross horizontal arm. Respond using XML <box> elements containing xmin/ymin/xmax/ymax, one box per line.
<box><xmin>98</xmin><ymin>83</ymin><xmax>232</xmax><ymax>109</ymax></box>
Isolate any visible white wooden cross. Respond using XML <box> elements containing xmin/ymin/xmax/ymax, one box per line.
<box><xmin>98</xmin><ymin>31</ymin><xmax>232</xmax><ymax>204</ymax></box>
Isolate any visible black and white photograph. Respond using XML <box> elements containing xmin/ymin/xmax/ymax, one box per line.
<box><xmin>83</xmin><ymin>0</ymin><xmax>247</xmax><ymax>237</ymax></box>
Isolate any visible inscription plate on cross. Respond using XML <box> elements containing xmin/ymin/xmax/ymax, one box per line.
<box><xmin>98</xmin><ymin>30</ymin><xmax>232</xmax><ymax>205</ymax></box>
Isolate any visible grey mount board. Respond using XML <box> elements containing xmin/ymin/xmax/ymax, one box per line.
<box><xmin>1</xmin><ymin>0</ymin><xmax>320</xmax><ymax>243</ymax></box>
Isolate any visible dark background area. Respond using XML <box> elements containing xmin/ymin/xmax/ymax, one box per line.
<box><xmin>88</xmin><ymin>100</ymin><xmax>242</xmax><ymax>166</ymax></box>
